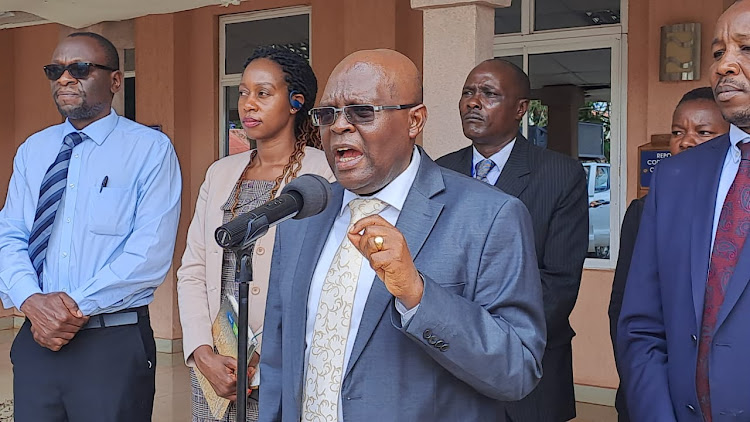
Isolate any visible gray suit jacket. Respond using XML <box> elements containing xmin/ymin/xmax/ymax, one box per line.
<box><xmin>259</xmin><ymin>148</ymin><xmax>546</xmax><ymax>422</ymax></box>
<box><xmin>437</xmin><ymin>136</ymin><xmax>588</xmax><ymax>421</ymax></box>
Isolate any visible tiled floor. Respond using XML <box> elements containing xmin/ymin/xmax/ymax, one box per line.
<box><xmin>0</xmin><ymin>328</ymin><xmax>616</xmax><ymax>421</ymax></box>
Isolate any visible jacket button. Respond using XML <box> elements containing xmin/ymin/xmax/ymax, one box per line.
<box><xmin>251</xmin><ymin>286</ymin><xmax>261</xmax><ymax>295</ymax></box>
<box><xmin>686</xmin><ymin>404</ymin><xmax>696</xmax><ymax>412</ymax></box>
<box><xmin>428</xmin><ymin>336</ymin><xmax>438</xmax><ymax>346</ymax></box>
<box><xmin>691</xmin><ymin>335</ymin><xmax>698</xmax><ymax>342</ymax></box>
<box><xmin>434</xmin><ymin>340</ymin><xmax>444</xmax><ymax>348</ymax></box>
<box><xmin>423</xmin><ymin>329</ymin><xmax>431</xmax><ymax>340</ymax></box>
<box><xmin>439</xmin><ymin>343</ymin><xmax>450</xmax><ymax>352</ymax></box>
<box><xmin>257</xmin><ymin>247</ymin><xmax>265</xmax><ymax>255</ymax></box>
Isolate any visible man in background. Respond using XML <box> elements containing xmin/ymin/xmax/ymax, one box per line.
<box><xmin>438</xmin><ymin>58</ymin><xmax>588</xmax><ymax>422</ymax></box>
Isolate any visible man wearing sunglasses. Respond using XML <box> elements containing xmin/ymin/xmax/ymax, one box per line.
<box><xmin>0</xmin><ymin>32</ymin><xmax>181</xmax><ymax>421</ymax></box>
<box><xmin>259</xmin><ymin>49</ymin><xmax>545</xmax><ymax>422</ymax></box>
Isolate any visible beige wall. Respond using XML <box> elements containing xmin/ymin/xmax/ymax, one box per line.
<box><xmin>0</xmin><ymin>24</ymin><xmax>61</xmax><ymax>319</ymax></box>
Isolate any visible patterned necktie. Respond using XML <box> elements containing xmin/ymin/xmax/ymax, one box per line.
<box><xmin>475</xmin><ymin>158</ymin><xmax>496</xmax><ymax>184</ymax></box>
<box><xmin>28</xmin><ymin>132</ymin><xmax>84</xmax><ymax>288</ymax></box>
<box><xmin>302</xmin><ymin>197</ymin><xmax>388</xmax><ymax>421</ymax></box>
<box><xmin>696</xmin><ymin>142</ymin><xmax>750</xmax><ymax>421</ymax></box>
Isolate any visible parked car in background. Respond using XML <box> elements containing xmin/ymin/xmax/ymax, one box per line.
<box><xmin>582</xmin><ymin>161</ymin><xmax>610</xmax><ymax>259</ymax></box>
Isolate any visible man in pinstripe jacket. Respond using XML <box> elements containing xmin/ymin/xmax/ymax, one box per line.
<box><xmin>437</xmin><ymin>58</ymin><xmax>589</xmax><ymax>422</ymax></box>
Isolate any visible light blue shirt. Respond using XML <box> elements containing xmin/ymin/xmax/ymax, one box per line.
<box><xmin>0</xmin><ymin>109</ymin><xmax>182</xmax><ymax>316</ymax></box>
<box><xmin>304</xmin><ymin>146</ymin><xmax>421</xmax><ymax>421</ymax></box>
<box><xmin>712</xmin><ymin>125</ymin><xmax>750</xmax><ymax>250</ymax></box>
<box><xmin>471</xmin><ymin>139</ymin><xmax>516</xmax><ymax>185</ymax></box>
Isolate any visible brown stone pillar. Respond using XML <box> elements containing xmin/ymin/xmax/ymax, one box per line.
<box><xmin>135</xmin><ymin>13</ymin><xmax>192</xmax><ymax>352</ymax></box>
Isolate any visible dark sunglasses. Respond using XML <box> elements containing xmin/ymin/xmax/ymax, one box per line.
<box><xmin>308</xmin><ymin>103</ymin><xmax>420</xmax><ymax>126</ymax></box>
<box><xmin>43</xmin><ymin>62</ymin><xmax>118</xmax><ymax>81</ymax></box>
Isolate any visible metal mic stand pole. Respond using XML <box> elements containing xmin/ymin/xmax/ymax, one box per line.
<box><xmin>232</xmin><ymin>244</ymin><xmax>254</xmax><ymax>422</ymax></box>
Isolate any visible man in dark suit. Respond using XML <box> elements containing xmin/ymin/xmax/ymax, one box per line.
<box><xmin>259</xmin><ymin>49</ymin><xmax>546</xmax><ymax>422</ymax></box>
<box><xmin>437</xmin><ymin>58</ymin><xmax>588</xmax><ymax>422</ymax></box>
<box><xmin>608</xmin><ymin>87</ymin><xmax>729</xmax><ymax>422</ymax></box>
<box><xmin>618</xmin><ymin>2</ymin><xmax>750</xmax><ymax>420</ymax></box>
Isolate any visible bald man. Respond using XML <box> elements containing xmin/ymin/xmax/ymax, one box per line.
<box><xmin>438</xmin><ymin>59</ymin><xmax>587</xmax><ymax>422</ymax></box>
<box><xmin>258</xmin><ymin>49</ymin><xmax>546</xmax><ymax>421</ymax></box>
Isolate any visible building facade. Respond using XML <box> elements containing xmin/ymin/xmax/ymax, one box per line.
<box><xmin>0</xmin><ymin>0</ymin><xmax>736</xmax><ymax>406</ymax></box>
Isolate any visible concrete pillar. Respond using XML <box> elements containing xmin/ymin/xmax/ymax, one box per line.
<box><xmin>135</xmin><ymin>13</ymin><xmax>192</xmax><ymax>352</ymax></box>
<box><xmin>538</xmin><ymin>85</ymin><xmax>585</xmax><ymax>158</ymax></box>
<box><xmin>0</xmin><ymin>30</ymin><xmax>16</xmax><ymax>205</ymax></box>
<box><xmin>0</xmin><ymin>30</ymin><xmax>15</xmax><ymax>324</ymax></box>
<box><xmin>411</xmin><ymin>0</ymin><xmax>510</xmax><ymax>159</ymax></box>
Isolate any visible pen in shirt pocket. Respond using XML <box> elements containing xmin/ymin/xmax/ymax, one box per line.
<box><xmin>100</xmin><ymin>176</ymin><xmax>108</xmax><ymax>193</ymax></box>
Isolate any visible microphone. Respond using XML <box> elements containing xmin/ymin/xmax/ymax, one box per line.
<box><xmin>215</xmin><ymin>174</ymin><xmax>332</xmax><ymax>249</ymax></box>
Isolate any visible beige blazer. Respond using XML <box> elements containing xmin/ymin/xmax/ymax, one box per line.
<box><xmin>177</xmin><ymin>147</ymin><xmax>334</xmax><ymax>366</ymax></box>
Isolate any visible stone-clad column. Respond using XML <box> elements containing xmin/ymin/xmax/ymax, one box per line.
<box><xmin>411</xmin><ymin>0</ymin><xmax>510</xmax><ymax>159</ymax></box>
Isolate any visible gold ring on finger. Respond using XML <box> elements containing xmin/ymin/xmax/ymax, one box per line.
<box><xmin>374</xmin><ymin>235</ymin><xmax>385</xmax><ymax>251</ymax></box>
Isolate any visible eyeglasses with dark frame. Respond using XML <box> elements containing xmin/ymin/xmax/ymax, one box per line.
<box><xmin>43</xmin><ymin>62</ymin><xmax>118</xmax><ymax>81</ymax></box>
<box><xmin>308</xmin><ymin>103</ymin><xmax>420</xmax><ymax>126</ymax></box>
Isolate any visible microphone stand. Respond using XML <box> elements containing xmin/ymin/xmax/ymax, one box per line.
<box><xmin>219</xmin><ymin>215</ymin><xmax>270</xmax><ymax>422</ymax></box>
<box><xmin>230</xmin><ymin>239</ymin><xmax>255</xmax><ymax>422</ymax></box>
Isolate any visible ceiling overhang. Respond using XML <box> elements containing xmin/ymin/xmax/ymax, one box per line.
<box><xmin>0</xmin><ymin>0</ymin><xmax>241</xmax><ymax>29</ymax></box>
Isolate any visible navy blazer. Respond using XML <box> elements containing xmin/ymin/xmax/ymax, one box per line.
<box><xmin>618</xmin><ymin>134</ymin><xmax>750</xmax><ymax>421</ymax></box>
<box><xmin>259</xmin><ymin>148</ymin><xmax>546</xmax><ymax>421</ymax></box>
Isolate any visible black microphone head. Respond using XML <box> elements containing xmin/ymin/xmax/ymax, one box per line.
<box><xmin>281</xmin><ymin>174</ymin><xmax>332</xmax><ymax>219</ymax></box>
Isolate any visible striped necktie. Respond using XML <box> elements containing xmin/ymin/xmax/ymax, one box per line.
<box><xmin>28</xmin><ymin>132</ymin><xmax>84</xmax><ymax>288</ymax></box>
<box><xmin>475</xmin><ymin>158</ymin><xmax>496</xmax><ymax>184</ymax></box>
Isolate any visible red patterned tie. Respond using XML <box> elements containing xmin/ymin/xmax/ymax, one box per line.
<box><xmin>696</xmin><ymin>142</ymin><xmax>750</xmax><ymax>421</ymax></box>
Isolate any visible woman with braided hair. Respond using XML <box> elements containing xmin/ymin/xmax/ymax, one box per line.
<box><xmin>177</xmin><ymin>45</ymin><xmax>333</xmax><ymax>422</ymax></box>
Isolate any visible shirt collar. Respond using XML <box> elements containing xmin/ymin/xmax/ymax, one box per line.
<box><xmin>729</xmin><ymin>124</ymin><xmax>750</xmax><ymax>147</ymax></box>
<box><xmin>471</xmin><ymin>138</ymin><xmax>516</xmax><ymax>171</ymax></box>
<box><xmin>340</xmin><ymin>146</ymin><xmax>421</xmax><ymax>217</ymax></box>
<box><xmin>61</xmin><ymin>108</ymin><xmax>119</xmax><ymax>146</ymax></box>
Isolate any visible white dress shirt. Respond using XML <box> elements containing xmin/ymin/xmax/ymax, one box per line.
<box><xmin>712</xmin><ymin>125</ymin><xmax>750</xmax><ymax>250</ymax></box>
<box><xmin>304</xmin><ymin>146</ymin><xmax>421</xmax><ymax>420</ymax></box>
<box><xmin>471</xmin><ymin>138</ymin><xmax>516</xmax><ymax>185</ymax></box>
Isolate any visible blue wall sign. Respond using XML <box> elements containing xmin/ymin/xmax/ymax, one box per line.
<box><xmin>640</xmin><ymin>150</ymin><xmax>671</xmax><ymax>188</ymax></box>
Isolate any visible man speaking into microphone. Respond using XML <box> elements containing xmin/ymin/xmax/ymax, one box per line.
<box><xmin>258</xmin><ymin>49</ymin><xmax>546</xmax><ymax>422</ymax></box>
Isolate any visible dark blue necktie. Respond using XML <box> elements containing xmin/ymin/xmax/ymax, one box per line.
<box><xmin>28</xmin><ymin>132</ymin><xmax>84</xmax><ymax>287</ymax></box>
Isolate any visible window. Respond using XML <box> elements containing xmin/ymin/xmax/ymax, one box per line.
<box><xmin>495</xmin><ymin>0</ymin><xmax>626</xmax><ymax>268</ymax></box>
<box><xmin>494</xmin><ymin>1</ymin><xmax>521</xmax><ymax>35</ymax></box>
<box><xmin>219</xmin><ymin>7</ymin><xmax>311</xmax><ymax>157</ymax></box>
<box><xmin>534</xmin><ymin>0</ymin><xmax>620</xmax><ymax>32</ymax></box>
<box><xmin>495</xmin><ymin>0</ymin><xmax>623</xmax><ymax>35</ymax></box>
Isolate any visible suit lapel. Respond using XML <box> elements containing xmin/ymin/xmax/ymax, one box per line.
<box><xmin>453</xmin><ymin>146</ymin><xmax>474</xmax><ymax>177</ymax></box>
<box><xmin>715</xmin><ymin>135</ymin><xmax>750</xmax><ymax>330</ymax></box>
<box><xmin>691</xmin><ymin>135</ymin><xmax>731</xmax><ymax>328</ymax></box>
<box><xmin>206</xmin><ymin>153</ymin><xmax>251</xmax><ymax>257</ymax></box>
<box><xmin>344</xmin><ymin>148</ymin><xmax>445</xmax><ymax>379</ymax></box>
<box><xmin>494</xmin><ymin>135</ymin><xmax>531</xmax><ymax>198</ymax></box>
<box><xmin>289</xmin><ymin>184</ymin><xmax>344</xmax><ymax>401</ymax></box>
